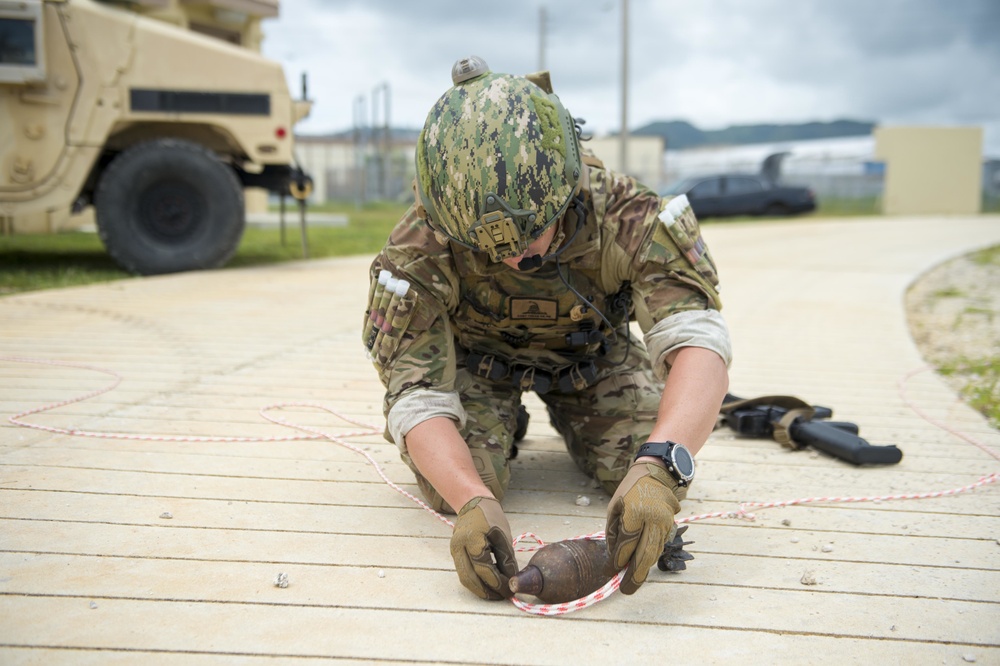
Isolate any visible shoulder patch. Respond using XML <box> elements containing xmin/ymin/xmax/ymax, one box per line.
<box><xmin>658</xmin><ymin>195</ymin><xmax>708</xmax><ymax>266</ymax></box>
<box><xmin>641</xmin><ymin>194</ymin><xmax>721</xmax><ymax>290</ymax></box>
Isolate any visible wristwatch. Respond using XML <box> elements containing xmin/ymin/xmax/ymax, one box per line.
<box><xmin>635</xmin><ymin>441</ymin><xmax>695</xmax><ymax>487</ymax></box>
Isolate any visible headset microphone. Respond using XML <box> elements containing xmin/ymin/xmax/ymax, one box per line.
<box><xmin>517</xmin><ymin>254</ymin><xmax>545</xmax><ymax>271</ymax></box>
<box><xmin>514</xmin><ymin>194</ymin><xmax>588</xmax><ymax>272</ymax></box>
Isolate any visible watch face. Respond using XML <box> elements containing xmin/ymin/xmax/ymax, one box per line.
<box><xmin>671</xmin><ymin>444</ymin><xmax>695</xmax><ymax>479</ymax></box>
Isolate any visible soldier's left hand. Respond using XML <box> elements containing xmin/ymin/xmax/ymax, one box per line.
<box><xmin>605</xmin><ymin>462</ymin><xmax>682</xmax><ymax>594</ymax></box>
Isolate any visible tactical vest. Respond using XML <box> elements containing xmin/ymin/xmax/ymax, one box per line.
<box><xmin>448</xmin><ymin>193</ymin><xmax>632</xmax><ymax>393</ymax></box>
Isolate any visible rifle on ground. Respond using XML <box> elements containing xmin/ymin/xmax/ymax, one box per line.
<box><xmin>719</xmin><ymin>394</ymin><xmax>903</xmax><ymax>465</ymax></box>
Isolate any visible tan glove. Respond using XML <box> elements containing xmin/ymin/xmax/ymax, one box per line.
<box><xmin>450</xmin><ymin>496</ymin><xmax>518</xmax><ymax>600</ymax></box>
<box><xmin>605</xmin><ymin>462</ymin><xmax>684</xmax><ymax>595</ymax></box>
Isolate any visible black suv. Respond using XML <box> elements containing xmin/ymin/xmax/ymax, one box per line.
<box><xmin>662</xmin><ymin>174</ymin><xmax>816</xmax><ymax>219</ymax></box>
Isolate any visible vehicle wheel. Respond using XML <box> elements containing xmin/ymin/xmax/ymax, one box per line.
<box><xmin>95</xmin><ymin>139</ymin><xmax>245</xmax><ymax>275</ymax></box>
<box><xmin>763</xmin><ymin>203</ymin><xmax>790</xmax><ymax>217</ymax></box>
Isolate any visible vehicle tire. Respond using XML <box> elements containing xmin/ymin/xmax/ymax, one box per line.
<box><xmin>94</xmin><ymin>138</ymin><xmax>245</xmax><ymax>275</ymax></box>
<box><xmin>763</xmin><ymin>203</ymin><xmax>790</xmax><ymax>217</ymax></box>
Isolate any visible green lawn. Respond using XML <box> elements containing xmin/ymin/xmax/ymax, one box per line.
<box><xmin>0</xmin><ymin>201</ymin><xmax>407</xmax><ymax>296</ymax></box>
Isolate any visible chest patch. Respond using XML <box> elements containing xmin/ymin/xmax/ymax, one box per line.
<box><xmin>510</xmin><ymin>298</ymin><xmax>558</xmax><ymax>320</ymax></box>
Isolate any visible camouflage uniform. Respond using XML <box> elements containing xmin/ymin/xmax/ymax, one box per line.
<box><xmin>365</xmin><ymin>164</ymin><xmax>730</xmax><ymax>513</ymax></box>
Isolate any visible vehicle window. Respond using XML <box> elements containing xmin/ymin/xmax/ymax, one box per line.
<box><xmin>689</xmin><ymin>178</ymin><xmax>722</xmax><ymax>198</ymax></box>
<box><xmin>0</xmin><ymin>19</ymin><xmax>36</xmax><ymax>65</ymax></box>
<box><xmin>0</xmin><ymin>1</ymin><xmax>45</xmax><ymax>83</ymax></box>
<box><xmin>726</xmin><ymin>177</ymin><xmax>764</xmax><ymax>195</ymax></box>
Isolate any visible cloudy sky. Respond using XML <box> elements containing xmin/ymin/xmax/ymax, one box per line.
<box><xmin>261</xmin><ymin>0</ymin><xmax>1000</xmax><ymax>156</ymax></box>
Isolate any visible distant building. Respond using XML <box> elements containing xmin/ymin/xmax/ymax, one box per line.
<box><xmin>875</xmin><ymin>127</ymin><xmax>982</xmax><ymax>215</ymax></box>
<box><xmin>584</xmin><ymin>136</ymin><xmax>665</xmax><ymax>191</ymax></box>
<box><xmin>293</xmin><ymin>125</ymin><xmax>997</xmax><ymax>214</ymax></box>
<box><xmin>295</xmin><ymin>129</ymin><xmax>419</xmax><ymax>204</ymax></box>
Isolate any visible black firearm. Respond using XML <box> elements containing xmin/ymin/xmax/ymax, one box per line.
<box><xmin>720</xmin><ymin>394</ymin><xmax>903</xmax><ymax>465</ymax></box>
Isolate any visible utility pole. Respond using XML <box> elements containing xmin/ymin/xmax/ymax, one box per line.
<box><xmin>538</xmin><ymin>6</ymin><xmax>547</xmax><ymax>71</ymax></box>
<box><xmin>353</xmin><ymin>94</ymin><xmax>366</xmax><ymax>207</ymax></box>
<box><xmin>371</xmin><ymin>82</ymin><xmax>390</xmax><ymax>200</ymax></box>
<box><xmin>619</xmin><ymin>0</ymin><xmax>629</xmax><ymax>175</ymax></box>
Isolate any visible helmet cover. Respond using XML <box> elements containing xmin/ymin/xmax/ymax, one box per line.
<box><xmin>415</xmin><ymin>66</ymin><xmax>582</xmax><ymax>261</ymax></box>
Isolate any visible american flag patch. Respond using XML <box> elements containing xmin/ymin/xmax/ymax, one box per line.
<box><xmin>658</xmin><ymin>194</ymin><xmax>706</xmax><ymax>263</ymax></box>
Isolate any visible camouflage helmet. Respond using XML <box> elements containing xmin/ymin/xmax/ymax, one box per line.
<box><xmin>415</xmin><ymin>56</ymin><xmax>583</xmax><ymax>262</ymax></box>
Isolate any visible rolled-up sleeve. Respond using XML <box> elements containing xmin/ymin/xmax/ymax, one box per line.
<box><xmin>386</xmin><ymin>389</ymin><xmax>467</xmax><ymax>451</ymax></box>
<box><xmin>643</xmin><ymin>309</ymin><xmax>733</xmax><ymax>380</ymax></box>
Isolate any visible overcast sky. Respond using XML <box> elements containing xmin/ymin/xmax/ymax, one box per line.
<box><xmin>261</xmin><ymin>0</ymin><xmax>1000</xmax><ymax>156</ymax></box>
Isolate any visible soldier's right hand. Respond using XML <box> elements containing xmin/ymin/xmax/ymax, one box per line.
<box><xmin>450</xmin><ymin>496</ymin><xmax>518</xmax><ymax>600</ymax></box>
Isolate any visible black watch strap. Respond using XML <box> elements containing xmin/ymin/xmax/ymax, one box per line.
<box><xmin>635</xmin><ymin>441</ymin><xmax>695</xmax><ymax>486</ymax></box>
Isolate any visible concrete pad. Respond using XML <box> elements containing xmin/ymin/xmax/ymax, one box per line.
<box><xmin>1</xmin><ymin>215</ymin><xmax>999</xmax><ymax>663</ymax></box>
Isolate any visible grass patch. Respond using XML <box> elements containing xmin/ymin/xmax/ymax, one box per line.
<box><xmin>931</xmin><ymin>287</ymin><xmax>964</xmax><ymax>299</ymax></box>
<box><xmin>939</xmin><ymin>356</ymin><xmax>1000</xmax><ymax>428</ymax></box>
<box><xmin>230</xmin><ymin>201</ymin><xmax>406</xmax><ymax>268</ymax></box>
<box><xmin>970</xmin><ymin>244</ymin><xmax>1000</xmax><ymax>267</ymax></box>
<box><xmin>0</xmin><ymin>233</ymin><xmax>129</xmax><ymax>296</ymax></box>
<box><xmin>816</xmin><ymin>196</ymin><xmax>881</xmax><ymax>216</ymax></box>
<box><xmin>0</xmin><ymin>201</ymin><xmax>408</xmax><ymax>295</ymax></box>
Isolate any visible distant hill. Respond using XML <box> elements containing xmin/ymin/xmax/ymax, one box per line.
<box><xmin>631</xmin><ymin>120</ymin><xmax>876</xmax><ymax>150</ymax></box>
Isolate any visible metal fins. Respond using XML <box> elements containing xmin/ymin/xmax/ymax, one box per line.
<box><xmin>657</xmin><ymin>525</ymin><xmax>695</xmax><ymax>573</ymax></box>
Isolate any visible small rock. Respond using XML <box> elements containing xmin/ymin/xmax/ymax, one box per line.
<box><xmin>377</xmin><ymin>569</ymin><xmax>386</xmax><ymax>579</ymax></box>
<box><xmin>821</xmin><ymin>544</ymin><xmax>834</xmax><ymax>553</ymax></box>
<box><xmin>781</xmin><ymin>519</ymin><xmax>791</xmax><ymax>526</ymax></box>
<box><xmin>962</xmin><ymin>654</ymin><xmax>976</xmax><ymax>663</ymax></box>
<box><xmin>89</xmin><ymin>601</ymin><xmax>98</xmax><ymax>609</ymax></box>
<box><xmin>800</xmin><ymin>571</ymin><xmax>818</xmax><ymax>586</ymax></box>
<box><xmin>159</xmin><ymin>512</ymin><xmax>173</xmax><ymax>519</ymax></box>
<box><xmin>575</xmin><ymin>495</ymin><xmax>591</xmax><ymax>507</ymax></box>
<box><xmin>273</xmin><ymin>572</ymin><xmax>289</xmax><ymax>588</ymax></box>
<box><xmin>791</xmin><ymin>537</ymin><xmax>800</xmax><ymax>543</ymax></box>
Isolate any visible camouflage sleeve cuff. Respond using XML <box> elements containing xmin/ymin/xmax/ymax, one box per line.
<box><xmin>387</xmin><ymin>389</ymin><xmax>468</xmax><ymax>451</ymax></box>
<box><xmin>644</xmin><ymin>309</ymin><xmax>732</xmax><ymax>380</ymax></box>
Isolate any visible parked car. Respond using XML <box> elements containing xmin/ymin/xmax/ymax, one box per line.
<box><xmin>661</xmin><ymin>174</ymin><xmax>816</xmax><ymax>219</ymax></box>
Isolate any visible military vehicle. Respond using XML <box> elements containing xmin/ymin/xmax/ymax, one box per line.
<box><xmin>0</xmin><ymin>0</ymin><xmax>312</xmax><ymax>274</ymax></box>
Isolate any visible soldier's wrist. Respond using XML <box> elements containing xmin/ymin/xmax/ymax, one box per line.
<box><xmin>634</xmin><ymin>455</ymin><xmax>667</xmax><ymax>470</ymax></box>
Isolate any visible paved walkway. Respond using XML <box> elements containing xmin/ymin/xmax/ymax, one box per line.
<box><xmin>1</xmin><ymin>215</ymin><xmax>999</xmax><ymax>664</ymax></box>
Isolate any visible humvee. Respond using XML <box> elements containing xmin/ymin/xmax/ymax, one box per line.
<box><xmin>0</xmin><ymin>0</ymin><xmax>311</xmax><ymax>274</ymax></box>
